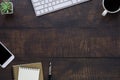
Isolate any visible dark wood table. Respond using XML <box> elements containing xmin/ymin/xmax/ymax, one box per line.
<box><xmin>0</xmin><ymin>0</ymin><xmax>120</xmax><ymax>80</ymax></box>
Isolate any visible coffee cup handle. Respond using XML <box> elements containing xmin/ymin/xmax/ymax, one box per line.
<box><xmin>102</xmin><ymin>10</ymin><xmax>108</xmax><ymax>16</ymax></box>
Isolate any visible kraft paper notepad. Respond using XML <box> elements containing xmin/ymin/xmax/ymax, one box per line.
<box><xmin>13</xmin><ymin>62</ymin><xmax>44</xmax><ymax>80</ymax></box>
<box><xmin>18</xmin><ymin>67</ymin><xmax>40</xmax><ymax>80</ymax></box>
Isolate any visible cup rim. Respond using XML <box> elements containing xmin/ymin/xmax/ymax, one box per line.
<box><xmin>102</xmin><ymin>0</ymin><xmax>120</xmax><ymax>13</ymax></box>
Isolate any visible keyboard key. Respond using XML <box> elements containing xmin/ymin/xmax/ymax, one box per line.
<box><xmin>48</xmin><ymin>3</ymin><xmax>52</xmax><ymax>6</ymax></box>
<box><xmin>44</xmin><ymin>4</ymin><xmax>48</xmax><ymax>7</ymax></box>
<box><xmin>32</xmin><ymin>0</ymin><xmax>39</xmax><ymax>3</ymax></box>
<box><xmin>78</xmin><ymin>0</ymin><xmax>88</xmax><ymax>2</ymax></box>
<box><xmin>64</xmin><ymin>0</ymin><xmax>68</xmax><ymax>1</ymax></box>
<box><xmin>35</xmin><ymin>5</ymin><xmax>44</xmax><ymax>10</ymax></box>
<box><xmin>45</xmin><ymin>0</ymin><xmax>49</xmax><ymax>3</ymax></box>
<box><xmin>36</xmin><ymin>11</ymin><xmax>41</xmax><ymax>16</ymax></box>
<box><xmin>60</xmin><ymin>0</ymin><xmax>64</xmax><ymax>2</ymax></box>
<box><xmin>71</xmin><ymin>0</ymin><xmax>77</xmax><ymax>3</ymax></box>
<box><xmin>53</xmin><ymin>1</ymin><xmax>72</xmax><ymax>10</ymax></box>
<box><xmin>34</xmin><ymin>2</ymin><xmax>41</xmax><ymax>6</ymax></box>
<box><xmin>41</xmin><ymin>1</ymin><xmax>45</xmax><ymax>4</ymax></box>
<box><xmin>44</xmin><ymin>8</ymin><xmax>49</xmax><ymax>12</ymax></box>
<box><xmin>49</xmin><ymin>0</ymin><xmax>53</xmax><ymax>2</ymax></box>
<box><xmin>48</xmin><ymin>7</ymin><xmax>53</xmax><ymax>11</ymax></box>
<box><xmin>52</xmin><ymin>2</ymin><xmax>55</xmax><ymax>5</ymax></box>
<box><xmin>41</xmin><ymin>9</ymin><xmax>44</xmax><ymax>14</ymax></box>
<box><xmin>56</xmin><ymin>0</ymin><xmax>60</xmax><ymax>4</ymax></box>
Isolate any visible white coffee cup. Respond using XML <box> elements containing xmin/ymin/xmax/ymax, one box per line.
<box><xmin>102</xmin><ymin>0</ymin><xmax>120</xmax><ymax>16</ymax></box>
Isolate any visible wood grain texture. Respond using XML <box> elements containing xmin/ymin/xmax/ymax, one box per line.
<box><xmin>0</xmin><ymin>28</ymin><xmax>119</xmax><ymax>57</ymax></box>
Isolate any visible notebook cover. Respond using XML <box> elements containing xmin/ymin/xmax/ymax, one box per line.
<box><xmin>13</xmin><ymin>62</ymin><xmax>44</xmax><ymax>80</ymax></box>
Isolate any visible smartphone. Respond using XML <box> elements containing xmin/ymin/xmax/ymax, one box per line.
<box><xmin>0</xmin><ymin>42</ymin><xmax>15</xmax><ymax>68</ymax></box>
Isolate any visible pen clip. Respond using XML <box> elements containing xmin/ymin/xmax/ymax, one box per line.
<box><xmin>49</xmin><ymin>62</ymin><xmax>52</xmax><ymax>75</ymax></box>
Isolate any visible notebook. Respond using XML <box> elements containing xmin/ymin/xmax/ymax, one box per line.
<box><xmin>18</xmin><ymin>67</ymin><xmax>40</xmax><ymax>80</ymax></box>
<box><xmin>13</xmin><ymin>62</ymin><xmax>44</xmax><ymax>80</ymax></box>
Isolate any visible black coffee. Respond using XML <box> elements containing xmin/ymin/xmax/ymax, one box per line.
<box><xmin>104</xmin><ymin>0</ymin><xmax>120</xmax><ymax>11</ymax></box>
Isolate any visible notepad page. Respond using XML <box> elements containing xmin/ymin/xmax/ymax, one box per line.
<box><xmin>18</xmin><ymin>67</ymin><xmax>40</xmax><ymax>80</ymax></box>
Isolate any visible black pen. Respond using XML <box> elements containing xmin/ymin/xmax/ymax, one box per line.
<box><xmin>48</xmin><ymin>62</ymin><xmax>53</xmax><ymax>80</ymax></box>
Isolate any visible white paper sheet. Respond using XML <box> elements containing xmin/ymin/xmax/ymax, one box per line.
<box><xmin>18</xmin><ymin>67</ymin><xmax>40</xmax><ymax>80</ymax></box>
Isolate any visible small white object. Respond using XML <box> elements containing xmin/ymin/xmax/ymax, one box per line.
<box><xmin>31</xmin><ymin>0</ymin><xmax>90</xmax><ymax>16</ymax></box>
<box><xmin>18</xmin><ymin>67</ymin><xmax>40</xmax><ymax>80</ymax></box>
<box><xmin>102</xmin><ymin>10</ymin><xmax>108</xmax><ymax>16</ymax></box>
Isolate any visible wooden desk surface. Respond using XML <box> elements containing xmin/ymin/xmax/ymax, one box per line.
<box><xmin>0</xmin><ymin>0</ymin><xmax>120</xmax><ymax>80</ymax></box>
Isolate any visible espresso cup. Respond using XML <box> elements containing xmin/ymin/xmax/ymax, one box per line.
<box><xmin>102</xmin><ymin>0</ymin><xmax>120</xmax><ymax>16</ymax></box>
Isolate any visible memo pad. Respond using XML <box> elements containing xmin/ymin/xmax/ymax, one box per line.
<box><xmin>18</xmin><ymin>67</ymin><xmax>40</xmax><ymax>80</ymax></box>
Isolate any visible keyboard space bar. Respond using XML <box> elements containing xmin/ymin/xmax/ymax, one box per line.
<box><xmin>53</xmin><ymin>1</ymin><xmax>72</xmax><ymax>10</ymax></box>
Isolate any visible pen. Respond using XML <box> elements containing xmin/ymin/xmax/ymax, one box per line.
<box><xmin>48</xmin><ymin>62</ymin><xmax>53</xmax><ymax>80</ymax></box>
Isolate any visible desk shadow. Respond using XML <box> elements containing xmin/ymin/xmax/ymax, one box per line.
<box><xmin>3</xmin><ymin>14</ymin><xmax>15</xmax><ymax>21</ymax></box>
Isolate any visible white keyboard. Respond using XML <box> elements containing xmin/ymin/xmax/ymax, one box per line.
<box><xmin>31</xmin><ymin>0</ymin><xmax>89</xmax><ymax>16</ymax></box>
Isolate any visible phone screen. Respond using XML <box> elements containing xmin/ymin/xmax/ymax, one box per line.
<box><xmin>0</xmin><ymin>44</ymin><xmax>12</xmax><ymax>65</ymax></box>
